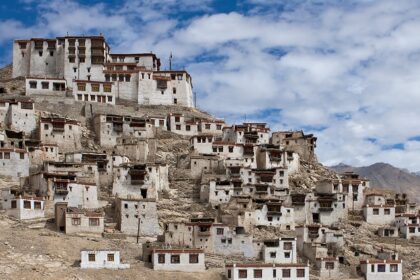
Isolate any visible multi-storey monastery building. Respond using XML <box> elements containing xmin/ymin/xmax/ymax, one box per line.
<box><xmin>13</xmin><ymin>35</ymin><xmax>194</xmax><ymax>107</ymax></box>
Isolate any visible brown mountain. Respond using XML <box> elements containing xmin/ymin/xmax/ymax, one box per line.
<box><xmin>329</xmin><ymin>162</ymin><xmax>420</xmax><ymax>202</ymax></box>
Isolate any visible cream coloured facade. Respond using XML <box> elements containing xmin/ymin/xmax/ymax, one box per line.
<box><xmin>13</xmin><ymin>36</ymin><xmax>194</xmax><ymax>107</ymax></box>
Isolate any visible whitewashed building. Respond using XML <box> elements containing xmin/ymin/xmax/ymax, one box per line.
<box><xmin>225</xmin><ymin>263</ymin><xmax>309</xmax><ymax>280</ymax></box>
<box><xmin>64</xmin><ymin>207</ymin><xmax>104</xmax><ymax>235</ymax></box>
<box><xmin>115</xmin><ymin>197</ymin><xmax>160</xmax><ymax>237</ymax></box>
<box><xmin>25</xmin><ymin>77</ymin><xmax>67</xmax><ymax>96</ymax></box>
<box><xmin>80</xmin><ymin>250</ymin><xmax>130</xmax><ymax>269</ymax></box>
<box><xmin>151</xmin><ymin>248</ymin><xmax>205</xmax><ymax>272</ymax></box>
<box><xmin>360</xmin><ymin>259</ymin><xmax>402</xmax><ymax>280</ymax></box>
<box><xmin>363</xmin><ymin>205</ymin><xmax>395</xmax><ymax>225</ymax></box>
<box><xmin>0</xmin><ymin>98</ymin><xmax>37</xmax><ymax>135</ymax></box>
<box><xmin>73</xmin><ymin>80</ymin><xmax>115</xmax><ymax>104</ymax></box>
<box><xmin>39</xmin><ymin>116</ymin><xmax>82</xmax><ymax>153</ymax></box>
<box><xmin>0</xmin><ymin>148</ymin><xmax>29</xmax><ymax>178</ymax></box>
<box><xmin>7</xmin><ymin>196</ymin><xmax>45</xmax><ymax>220</ymax></box>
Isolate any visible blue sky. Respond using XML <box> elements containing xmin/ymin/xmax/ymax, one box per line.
<box><xmin>2</xmin><ymin>0</ymin><xmax>420</xmax><ymax>170</ymax></box>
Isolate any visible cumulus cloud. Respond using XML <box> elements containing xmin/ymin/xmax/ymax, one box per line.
<box><xmin>1</xmin><ymin>0</ymin><xmax>420</xmax><ymax>171</ymax></box>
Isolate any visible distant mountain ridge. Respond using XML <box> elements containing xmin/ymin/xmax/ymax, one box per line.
<box><xmin>329</xmin><ymin>162</ymin><xmax>420</xmax><ymax>202</ymax></box>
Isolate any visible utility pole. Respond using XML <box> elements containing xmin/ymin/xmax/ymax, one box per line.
<box><xmin>169</xmin><ymin>52</ymin><xmax>173</xmax><ymax>71</ymax></box>
<box><xmin>136</xmin><ymin>217</ymin><xmax>141</xmax><ymax>244</ymax></box>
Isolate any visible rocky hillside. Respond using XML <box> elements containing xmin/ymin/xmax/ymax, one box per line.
<box><xmin>330</xmin><ymin>162</ymin><xmax>420</xmax><ymax>202</ymax></box>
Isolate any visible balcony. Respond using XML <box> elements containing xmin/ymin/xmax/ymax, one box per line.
<box><xmin>52</xmin><ymin>126</ymin><xmax>65</xmax><ymax>132</ymax></box>
<box><xmin>55</xmin><ymin>187</ymin><xmax>68</xmax><ymax>195</ymax></box>
<box><xmin>319</xmin><ymin>207</ymin><xmax>334</xmax><ymax>212</ymax></box>
<box><xmin>130</xmin><ymin>180</ymin><xmax>145</xmax><ymax>185</ymax></box>
<box><xmin>267</xmin><ymin>211</ymin><xmax>282</xmax><ymax>216</ymax></box>
<box><xmin>308</xmin><ymin>233</ymin><xmax>319</xmax><ymax>239</ymax></box>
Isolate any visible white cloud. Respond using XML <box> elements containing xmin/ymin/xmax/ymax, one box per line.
<box><xmin>2</xmin><ymin>0</ymin><xmax>420</xmax><ymax>171</ymax></box>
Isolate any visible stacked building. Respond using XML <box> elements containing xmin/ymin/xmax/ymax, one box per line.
<box><xmin>0</xmin><ymin>34</ymin><xmax>415</xmax><ymax>279</ymax></box>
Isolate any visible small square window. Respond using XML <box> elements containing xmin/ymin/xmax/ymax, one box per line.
<box><xmin>88</xmin><ymin>253</ymin><xmax>95</xmax><ymax>262</ymax></box>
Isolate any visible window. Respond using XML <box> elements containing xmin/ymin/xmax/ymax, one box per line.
<box><xmin>11</xmin><ymin>200</ymin><xmax>17</xmax><ymax>208</ymax></box>
<box><xmin>69</xmin><ymin>57</ymin><xmax>75</xmax><ymax>63</ymax></box>
<box><xmin>24</xmin><ymin>200</ymin><xmax>31</xmax><ymax>209</ymax></box>
<box><xmin>104</xmin><ymin>85</ymin><xmax>112</xmax><ymax>92</ymax></box>
<box><xmin>238</xmin><ymin>269</ymin><xmax>247</xmax><ymax>278</ymax></box>
<box><xmin>39</xmin><ymin>51</ymin><xmax>43</xmax><ymax>56</ymax></box>
<box><xmin>44</xmin><ymin>124</ymin><xmax>49</xmax><ymax>130</ymax></box>
<box><xmin>228</xmin><ymin>146</ymin><xmax>234</xmax><ymax>153</ymax></box>
<box><xmin>186</xmin><ymin>125</ymin><xmax>191</xmax><ymax>131</ymax></box>
<box><xmin>88</xmin><ymin>253</ymin><xmax>95</xmax><ymax>262</ymax></box>
<box><xmin>19</xmin><ymin>153</ymin><xmax>24</xmax><ymax>159</ymax></box>
<box><xmin>325</xmin><ymin>262</ymin><xmax>335</xmax><ymax>269</ymax></box>
<box><xmin>77</xmin><ymin>94</ymin><xmax>82</xmax><ymax>100</ymax></box>
<box><xmin>77</xmin><ymin>83</ymin><xmax>86</xmax><ymax>91</ymax></box>
<box><xmin>176</xmin><ymin>125</ymin><xmax>181</xmax><ymax>130</ymax></box>
<box><xmin>107</xmin><ymin>254</ymin><xmax>114</xmax><ymax>262</ymax></box>
<box><xmin>173</xmin><ymin>87</ymin><xmax>176</xmax><ymax>94</ymax></box>
<box><xmin>390</xmin><ymin>264</ymin><xmax>398</xmax><ymax>272</ymax></box>
<box><xmin>283</xmin><ymin>242</ymin><xmax>293</xmax><ymax>250</ymax></box>
<box><xmin>34</xmin><ymin>201</ymin><xmax>41</xmax><ymax>209</ymax></box>
<box><xmin>371</xmin><ymin>264</ymin><xmax>375</xmax><ymax>272</ymax></box>
<box><xmin>254</xmin><ymin>269</ymin><xmax>262</xmax><ymax>278</ymax></box>
<box><xmin>373</xmin><ymin>208</ymin><xmax>379</xmax><ymax>215</ymax></box>
<box><xmin>29</xmin><ymin>81</ymin><xmax>37</xmax><ymax>89</ymax></box>
<box><xmin>79</xmin><ymin>57</ymin><xmax>85</xmax><ymax>63</ymax></box>
<box><xmin>216</xmin><ymin>228</ymin><xmax>224</xmax><ymax>235</ymax></box>
<box><xmin>91</xmin><ymin>84</ymin><xmax>100</xmax><ymax>92</ymax></box>
<box><xmin>273</xmin><ymin>269</ymin><xmax>276</xmax><ymax>277</ymax></box>
<box><xmin>297</xmin><ymin>269</ymin><xmax>305</xmax><ymax>277</ymax></box>
<box><xmin>89</xmin><ymin>218</ymin><xmax>100</xmax><ymax>226</ymax></box>
<box><xmin>158</xmin><ymin>254</ymin><xmax>165</xmax><ymax>263</ymax></box>
<box><xmin>384</xmin><ymin>208</ymin><xmax>391</xmax><ymax>215</ymax></box>
<box><xmin>282</xmin><ymin>269</ymin><xmax>291</xmax><ymax>277</ymax></box>
<box><xmin>217</xmin><ymin>124</ymin><xmax>222</xmax><ymax>130</ymax></box>
<box><xmin>284</xmin><ymin>252</ymin><xmax>290</xmax><ymax>258</ymax></box>
<box><xmin>270</xmin><ymin>252</ymin><xmax>276</xmax><ymax>258</ymax></box>
<box><xmin>170</xmin><ymin>254</ymin><xmax>180</xmax><ymax>263</ymax></box>
<box><xmin>378</xmin><ymin>264</ymin><xmax>386</xmax><ymax>272</ymax></box>
<box><xmin>41</xmin><ymin>82</ymin><xmax>49</xmax><ymax>89</ymax></box>
<box><xmin>173</xmin><ymin>98</ymin><xmax>177</xmax><ymax>104</ymax></box>
<box><xmin>410</xmin><ymin>227</ymin><xmax>415</xmax><ymax>233</ymax></box>
<box><xmin>107</xmin><ymin>96</ymin><xmax>113</xmax><ymax>102</ymax></box>
<box><xmin>189</xmin><ymin>254</ymin><xmax>199</xmax><ymax>263</ymax></box>
<box><xmin>71</xmin><ymin>218</ymin><xmax>81</xmax><ymax>225</ymax></box>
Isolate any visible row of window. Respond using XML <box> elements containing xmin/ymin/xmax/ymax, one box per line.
<box><xmin>228</xmin><ymin>268</ymin><xmax>306</xmax><ymax>278</ymax></box>
<box><xmin>11</xmin><ymin>200</ymin><xmax>42</xmax><ymax>209</ymax></box>
<box><xmin>77</xmin><ymin>83</ymin><xmax>112</xmax><ymax>92</ymax></box>
<box><xmin>72</xmin><ymin>217</ymin><xmax>100</xmax><ymax>226</ymax></box>
<box><xmin>28</xmin><ymin>81</ymin><xmax>66</xmax><ymax>91</ymax></box>
<box><xmin>157</xmin><ymin>254</ymin><xmax>199</xmax><ymax>264</ymax></box>
<box><xmin>0</xmin><ymin>152</ymin><xmax>25</xmax><ymax>159</ymax></box>
<box><xmin>372</xmin><ymin>208</ymin><xmax>392</xmax><ymax>215</ymax></box>
<box><xmin>88</xmin><ymin>253</ymin><xmax>114</xmax><ymax>262</ymax></box>
<box><xmin>104</xmin><ymin>74</ymin><xmax>132</xmax><ymax>82</ymax></box>
<box><xmin>371</xmin><ymin>264</ymin><xmax>399</xmax><ymax>272</ymax></box>
<box><xmin>77</xmin><ymin>94</ymin><xmax>113</xmax><ymax>103</ymax></box>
